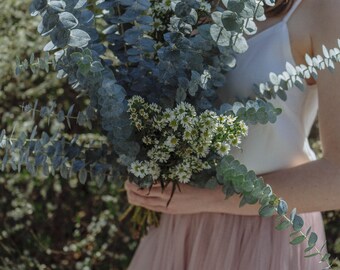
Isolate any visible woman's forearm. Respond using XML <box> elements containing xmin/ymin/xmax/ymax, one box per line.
<box><xmin>210</xmin><ymin>157</ymin><xmax>340</xmax><ymax>216</ymax></box>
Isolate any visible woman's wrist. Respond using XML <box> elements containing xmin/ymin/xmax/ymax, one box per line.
<box><xmin>204</xmin><ymin>185</ymin><xmax>262</xmax><ymax>216</ymax></box>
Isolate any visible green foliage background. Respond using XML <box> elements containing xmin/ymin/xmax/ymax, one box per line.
<box><xmin>0</xmin><ymin>0</ymin><xmax>339</xmax><ymax>269</ymax></box>
<box><xmin>0</xmin><ymin>1</ymin><xmax>137</xmax><ymax>269</ymax></box>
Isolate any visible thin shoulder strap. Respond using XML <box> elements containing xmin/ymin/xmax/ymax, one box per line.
<box><xmin>283</xmin><ymin>0</ymin><xmax>303</xmax><ymax>23</ymax></box>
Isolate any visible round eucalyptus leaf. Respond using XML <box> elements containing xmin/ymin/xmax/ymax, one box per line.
<box><xmin>79</xmin><ymin>168</ymin><xmax>88</xmax><ymax>184</ymax></box>
<box><xmin>51</xmin><ymin>27</ymin><xmax>70</xmax><ymax>48</ymax></box>
<box><xmin>277</xmin><ymin>199</ymin><xmax>288</xmax><ymax>216</ymax></box>
<box><xmin>59</xmin><ymin>12</ymin><xmax>79</xmax><ymax>29</ymax></box>
<box><xmin>255</xmin><ymin>5</ymin><xmax>266</xmax><ymax>21</ymax></box>
<box><xmin>41</xmin><ymin>14</ymin><xmax>59</xmax><ymax>35</ymax></box>
<box><xmin>244</xmin><ymin>19</ymin><xmax>257</xmax><ymax>35</ymax></box>
<box><xmin>308</xmin><ymin>232</ymin><xmax>318</xmax><ymax>247</ymax></box>
<box><xmin>275</xmin><ymin>219</ymin><xmax>291</xmax><ymax>231</ymax></box>
<box><xmin>74</xmin><ymin>0</ymin><xmax>87</xmax><ymax>9</ymax></box>
<box><xmin>241</xmin><ymin>2</ymin><xmax>256</xmax><ymax>18</ymax></box>
<box><xmin>175</xmin><ymin>2</ymin><xmax>191</xmax><ymax>18</ymax></box>
<box><xmin>90</xmin><ymin>61</ymin><xmax>105</xmax><ymax>73</ymax></box>
<box><xmin>30</xmin><ymin>0</ymin><xmax>48</xmax><ymax>15</ymax></box>
<box><xmin>321</xmin><ymin>253</ymin><xmax>331</xmax><ymax>262</ymax></box>
<box><xmin>232</xmin><ymin>35</ymin><xmax>248</xmax><ymax>54</ymax></box>
<box><xmin>57</xmin><ymin>110</ymin><xmax>65</xmax><ymax>122</ymax></box>
<box><xmin>183</xmin><ymin>9</ymin><xmax>198</xmax><ymax>25</ymax></box>
<box><xmin>264</xmin><ymin>0</ymin><xmax>276</xmax><ymax>6</ymax></box>
<box><xmin>290</xmin><ymin>235</ymin><xmax>306</xmax><ymax>245</ymax></box>
<box><xmin>210</xmin><ymin>24</ymin><xmax>231</xmax><ymax>47</ymax></box>
<box><xmin>68</xmin><ymin>29</ymin><xmax>91</xmax><ymax>48</ymax></box>
<box><xmin>290</xmin><ymin>208</ymin><xmax>297</xmax><ymax>222</ymax></box>
<box><xmin>48</xmin><ymin>1</ymin><xmax>66</xmax><ymax>13</ymax></box>
<box><xmin>221</xmin><ymin>11</ymin><xmax>243</xmax><ymax>32</ymax></box>
<box><xmin>286</xmin><ymin>62</ymin><xmax>297</xmax><ymax>75</ymax></box>
<box><xmin>243</xmin><ymin>194</ymin><xmax>258</xmax><ymax>204</ymax></box>
<box><xmin>72</xmin><ymin>160</ymin><xmax>85</xmax><ymax>172</ymax></box>
<box><xmin>227</xmin><ymin>0</ymin><xmax>245</xmax><ymax>13</ymax></box>
<box><xmin>211</xmin><ymin>11</ymin><xmax>223</xmax><ymax>27</ymax></box>
<box><xmin>259</xmin><ymin>204</ymin><xmax>275</xmax><ymax>217</ymax></box>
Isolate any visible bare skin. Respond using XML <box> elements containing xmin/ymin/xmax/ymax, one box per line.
<box><xmin>125</xmin><ymin>0</ymin><xmax>340</xmax><ymax>216</ymax></box>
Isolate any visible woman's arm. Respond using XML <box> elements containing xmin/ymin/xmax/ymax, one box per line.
<box><xmin>125</xmin><ymin>0</ymin><xmax>340</xmax><ymax>216</ymax></box>
<box><xmin>125</xmin><ymin>156</ymin><xmax>340</xmax><ymax>216</ymax></box>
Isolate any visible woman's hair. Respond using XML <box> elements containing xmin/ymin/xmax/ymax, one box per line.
<box><xmin>264</xmin><ymin>0</ymin><xmax>295</xmax><ymax>17</ymax></box>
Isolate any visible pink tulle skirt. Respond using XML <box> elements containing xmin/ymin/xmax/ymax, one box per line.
<box><xmin>128</xmin><ymin>211</ymin><xmax>327</xmax><ymax>270</ymax></box>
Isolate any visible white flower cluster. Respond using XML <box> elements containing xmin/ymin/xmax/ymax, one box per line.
<box><xmin>127</xmin><ymin>96</ymin><xmax>248</xmax><ymax>184</ymax></box>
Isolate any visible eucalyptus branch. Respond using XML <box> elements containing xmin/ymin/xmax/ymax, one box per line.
<box><xmin>0</xmin><ymin>127</ymin><xmax>112</xmax><ymax>184</ymax></box>
<box><xmin>216</xmin><ymin>155</ymin><xmax>332</xmax><ymax>269</ymax></box>
<box><xmin>274</xmin><ymin>201</ymin><xmax>331</xmax><ymax>267</ymax></box>
<box><xmin>256</xmin><ymin>41</ymin><xmax>340</xmax><ymax>100</ymax></box>
<box><xmin>2</xmin><ymin>136</ymin><xmax>106</xmax><ymax>151</ymax></box>
<box><xmin>15</xmin><ymin>53</ymin><xmax>56</xmax><ymax>75</ymax></box>
<box><xmin>279</xmin><ymin>214</ymin><xmax>331</xmax><ymax>267</ymax></box>
<box><xmin>20</xmin><ymin>102</ymin><xmax>96</xmax><ymax>130</ymax></box>
<box><xmin>20</xmin><ymin>104</ymin><xmax>77</xmax><ymax>121</ymax></box>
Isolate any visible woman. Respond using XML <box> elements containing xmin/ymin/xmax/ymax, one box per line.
<box><xmin>125</xmin><ymin>0</ymin><xmax>340</xmax><ymax>269</ymax></box>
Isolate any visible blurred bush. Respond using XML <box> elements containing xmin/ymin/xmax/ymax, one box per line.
<box><xmin>0</xmin><ymin>0</ymin><xmax>339</xmax><ymax>269</ymax></box>
<box><xmin>0</xmin><ymin>1</ymin><xmax>138</xmax><ymax>269</ymax></box>
<box><xmin>310</xmin><ymin>123</ymin><xmax>340</xmax><ymax>264</ymax></box>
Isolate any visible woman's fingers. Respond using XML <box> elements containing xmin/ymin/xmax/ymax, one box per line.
<box><xmin>127</xmin><ymin>189</ymin><xmax>165</xmax><ymax>208</ymax></box>
<box><xmin>125</xmin><ymin>180</ymin><xmax>170</xmax><ymax>198</ymax></box>
<box><xmin>124</xmin><ymin>180</ymin><xmax>149</xmax><ymax>194</ymax></box>
<box><xmin>125</xmin><ymin>182</ymin><xmax>176</xmax><ymax>214</ymax></box>
<box><xmin>124</xmin><ymin>180</ymin><xmax>143</xmax><ymax>189</ymax></box>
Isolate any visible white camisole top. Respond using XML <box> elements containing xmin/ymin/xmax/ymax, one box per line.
<box><xmin>218</xmin><ymin>0</ymin><xmax>319</xmax><ymax>175</ymax></box>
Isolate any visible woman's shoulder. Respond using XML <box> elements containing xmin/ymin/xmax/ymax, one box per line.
<box><xmin>288</xmin><ymin>0</ymin><xmax>340</xmax><ymax>65</ymax></box>
<box><xmin>303</xmin><ymin>0</ymin><xmax>340</xmax><ymax>16</ymax></box>
<box><xmin>295</xmin><ymin>0</ymin><xmax>340</xmax><ymax>42</ymax></box>
<box><xmin>306</xmin><ymin>0</ymin><xmax>340</xmax><ymax>50</ymax></box>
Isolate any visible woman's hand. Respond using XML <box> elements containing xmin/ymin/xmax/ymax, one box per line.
<box><xmin>124</xmin><ymin>180</ymin><xmax>263</xmax><ymax>216</ymax></box>
<box><xmin>124</xmin><ymin>180</ymin><xmax>224</xmax><ymax>215</ymax></box>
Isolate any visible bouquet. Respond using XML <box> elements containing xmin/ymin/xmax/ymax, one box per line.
<box><xmin>8</xmin><ymin>0</ymin><xmax>340</xmax><ymax>267</ymax></box>
<box><xmin>127</xmin><ymin>96</ymin><xmax>248</xmax><ymax>187</ymax></box>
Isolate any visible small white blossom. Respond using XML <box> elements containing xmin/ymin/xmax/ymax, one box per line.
<box><xmin>180</xmin><ymin>115</ymin><xmax>192</xmax><ymax>128</ymax></box>
<box><xmin>217</xmin><ymin>143</ymin><xmax>231</xmax><ymax>157</ymax></box>
<box><xmin>183</xmin><ymin>129</ymin><xmax>193</xmax><ymax>142</ymax></box>
<box><xmin>153</xmin><ymin>18</ymin><xmax>166</xmax><ymax>31</ymax></box>
<box><xmin>148</xmin><ymin>161</ymin><xmax>161</xmax><ymax>180</ymax></box>
<box><xmin>168</xmin><ymin>119</ymin><xmax>179</xmax><ymax>131</ymax></box>
<box><xmin>195</xmin><ymin>143</ymin><xmax>210</xmax><ymax>158</ymax></box>
<box><xmin>152</xmin><ymin>116</ymin><xmax>165</xmax><ymax>131</ymax></box>
<box><xmin>149</xmin><ymin>103</ymin><xmax>161</xmax><ymax>113</ymax></box>
<box><xmin>142</xmin><ymin>136</ymin><xmax>153</xmax><ymax>145</ymax></box>
<box><xmin>163</xmin><ymin>108</ymin><xmax>175</xmax><ymax>122</ymax></box>
<box><xmin>239</xmin><ymin>121</ymin><xmax>248</xmax><ymax>136</ymax></box>
<box><xmin>178</xmin><ymin>174</ymin><xmax>191</xmax><ymax>184</ymax></box>
<box><xmin>173</xmin><ymin>164</ymin><xmax>191</xmax><ymax>184</ymax></box>
<box><xmin>202</xmin><ymin>161</ymin><xmax>211</xmax><ymax>170</ymax></box>
<box><xmin>129</xmin><ymin>161</ymin><xmax>147</xmax><ymax>178</ymax></box>
<box><xmin>135</xmin><ymin>120</ymin><xmax>144</xmax><ymax>131</ymax></box>
<box><xmin>164</xmin><ymin>135</ymin><xmax>179</xmax><ymax>148</ymax></box>
<box><xmin>149</xmin><ymin>146</ymin><xmax>171</xmax><ymax>163</ymax></box>
<box><xmin>226</xmin><ymin>115</ymin><xmax>237</xmax><ymax>126</ymax></box>
<box><xmin>215</xmin><ymin>123</ymin><xmax>226</xmax><ymax>134</ymax></box>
